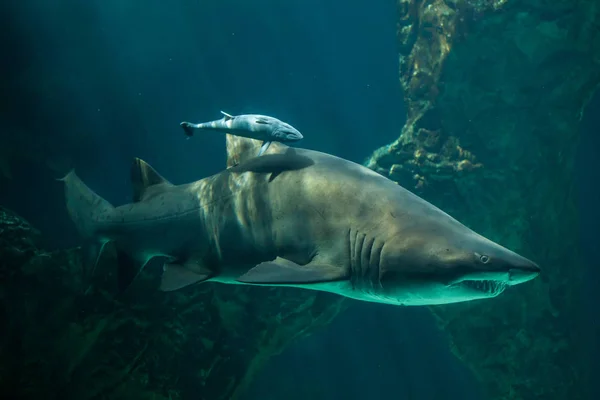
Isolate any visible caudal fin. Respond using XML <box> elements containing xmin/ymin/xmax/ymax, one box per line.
<box><xmin>60</xmin><ymin>170</ymin><xmax>114</xmax><ymax>280</ymax></box>
<box><xmin>180</xmin><ymin>121</ymin><xmax>196</xmax><ymax>137</ymax></box>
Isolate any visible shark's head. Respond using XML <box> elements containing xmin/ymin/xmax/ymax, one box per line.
<box><xmin>369</xmin><ymin>219</ymin><xmax>541</xmax><ymax>306</ymax></box>
<box><xmin>251</xmin><ymin>116</ymin><xmax>303</xmax><ymax>142</ymax></box>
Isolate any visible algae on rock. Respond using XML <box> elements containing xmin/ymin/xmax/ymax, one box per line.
<box><xmin>365</xmin><ymin>1</ymin><xmax>600</xmax><ymax>399</ymax></box>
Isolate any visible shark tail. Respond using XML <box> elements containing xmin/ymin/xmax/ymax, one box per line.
<box><xmin>60</xmin><ymin>170</ymin><xmax>114</xmax><ymax>282</ymax></box>
<box><xmin>180</xmin><ymin>121</ymin><xmax>197</xmax><ymax>137</ymax></box>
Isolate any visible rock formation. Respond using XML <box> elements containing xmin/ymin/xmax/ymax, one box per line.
<box><xmin>366</xmin><ymin>1</ymin><xmax>600</xmax><ymax>398</ymax></box>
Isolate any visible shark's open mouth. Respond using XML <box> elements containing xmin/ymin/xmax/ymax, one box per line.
<box><xmin>455</xmin><ymin>279</ymin><xmax>508</xmax><ymax>297</ymax></box>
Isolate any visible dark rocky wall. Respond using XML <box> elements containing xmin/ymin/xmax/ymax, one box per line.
<box><xmin>366</xmin><ymin>1</ymin><xmax>600</xmax><ymax>399</ymax></box>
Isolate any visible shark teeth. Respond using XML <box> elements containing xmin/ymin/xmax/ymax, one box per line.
<box><xmin>459</xmin><ymin>279</ymin><xmax>507</xmax><ymax>296</ymax></box>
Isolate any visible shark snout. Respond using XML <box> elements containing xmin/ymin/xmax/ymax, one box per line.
<box><xmin>287</xmin><ymin>129</ymin><xmax>303</xmax><ymax>141</ymax></box>
<box><xmin>276</xmin><ymin>124</ymin><xmax>303</xmax><ymax>142</ymax></box>
<box><xmin>469</xmin><ymin>232</ymin><xmax>541</xmax><ymax>280</ymax></box>
<box><xmin>486</xmin><ymin>246</ymin><xmax>541</xmax><ymax>285</ymax></box>
<box><xmin>451</xmin><ymin>259</ymin><xmax>539</xmax><ymax>287</ymax></box>
<box><xmin>454</xmin><ymin>237</ymin><xmax>541</xmax><ymax>286</ymax></box>
<box><xmin>507</xmin><ymin>260</ymin><xmax>540</xmax><ymax>285</ymax></box>
<box><xmin>500</xmin><ymin>244</ymin><xmax>540</xmax><ymax>278</ymax></box>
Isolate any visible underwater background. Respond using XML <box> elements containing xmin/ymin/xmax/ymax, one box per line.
<box><xmin>1</xmin><ymin>0</ymin><xmax>598</xmax><ymax>399</ymax></box>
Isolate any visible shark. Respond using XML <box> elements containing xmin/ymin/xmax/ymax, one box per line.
<box><xmin>61</xmin><ymin>135</ymin><xmax>540</xmax><ymax>306</ymax></box>
<box><xmin>180</xmin><ymin>111</ymin><xmax>303</xmax><ymax>156</ymax></box>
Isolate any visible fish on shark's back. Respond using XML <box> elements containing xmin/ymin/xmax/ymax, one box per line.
<box><xmin>180</xmin><ymin>111</ymin><xmax>303</xmax><ymax>156</ymax></box>
<box><xmin>61</xmin><ymin>135</ymin><xmax>540</xmax><ymax>305</ymax></box>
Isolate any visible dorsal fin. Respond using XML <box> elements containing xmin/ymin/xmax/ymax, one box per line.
<box><xmin>220</xmin><ymin>110</ymin><xmax>234</xmax><ymax>120</ymax></box>
<box><xmin>130</xmin><ymin>158</ymin><xmax>173</xmax><ymax>202</ymax></box>
<box><xmin>225</xmin><ymin>134</ymin><xmax>288</xmax><ymax>168</ymax></box>
<box><xmin>225</xmin><ymin>134</ymin><xmax>262</xmax><ymax>168</ymax></box>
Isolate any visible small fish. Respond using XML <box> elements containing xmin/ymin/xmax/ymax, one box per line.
<box><xmin>180</xmin><ymin>111</ymin><xmax>303</xmax><ymax>156</ymax></box>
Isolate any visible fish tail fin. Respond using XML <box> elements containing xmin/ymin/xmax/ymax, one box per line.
<box><xmin>59</xmin><ymin>170</ymin><xmax>114</xmax><ymax>280</ymax></box>
<box><xmin>180</xmin><ymin>121</ymin><xmax>197</xmax><ymax>137</ymax></box>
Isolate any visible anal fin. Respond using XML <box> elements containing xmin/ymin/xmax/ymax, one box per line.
<box><xmin>117</xmin><ymin>250</ymin><xmax>151</xmax><ymax>293</ymax></box>
<box><xmin>237</xmin><ymin>257</ymin><xmax>347</xmax><ymax>284</ymax></box>
<box><xmin>160</xmin><ymin>261</ymin><xmax>211</xmax><ymax>291</ymax></box>
<box><xmin>82</xmin><ymin>239</ymin><xmax>110</xmax><ymax>279</ymax></box>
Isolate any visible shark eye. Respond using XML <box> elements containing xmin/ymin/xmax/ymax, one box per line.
<box><xmin>479</xmin><ymin>255</ymin><xmax>490</xmax><ymax>264</ymax></box>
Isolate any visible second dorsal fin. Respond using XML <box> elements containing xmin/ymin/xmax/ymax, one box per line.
<box><xmin>130</xmin><ymin>158</ymin><xmax>173</xmax><ymax>202</ymax></box>
<box><xmin>225</xmin><ymin>134</ymin><xmax>263</xmax><ymax>168</ymax></box>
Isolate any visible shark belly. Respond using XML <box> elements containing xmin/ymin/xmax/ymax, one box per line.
<box><xmin>209</xmin><ymin>276</ymin><xmax>491</xmax><ymax>306</ymax></box>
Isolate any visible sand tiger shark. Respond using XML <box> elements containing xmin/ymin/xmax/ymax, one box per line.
<box><xmin>61</xmin><ymin>135</ymin><xmax>540</xmax><ymax>306</ymax></box>
<box><xmin>180</xmin><ymin>111</ymin><xmax>303</xmax><ymax>156</ymax></box>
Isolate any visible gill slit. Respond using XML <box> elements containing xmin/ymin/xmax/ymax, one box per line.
<box><xmin>348</xmin><ymin>228</ymin><xmax>360</xmax><ymax>289</ymax></box>
<box><xmin>356</xmin><ymin>232</ymin><xmax>366</xmax><ymax>281</ymax></box>
<box><xmin>348</xmin><ymin>228</ymin><xmax>381</xmax><ymax>291</ymax></box>
<box><xmin>347</xmin><ymin>228</ymin><xmax>354</xmax><ymax>288</ymax></box>
<box><xmin>370</xmin><ymin>239</ymin><xmax>383</xmax><ymax>289</ymax></box>
<box><xmin>362</xmin><ymin>235</ymin><xmax>374</xmax><ymax>289</ymax></box>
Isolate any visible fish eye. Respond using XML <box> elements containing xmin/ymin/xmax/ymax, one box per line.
<box><xmin>479</xmin><ymin>255</ymin><xmax>490</xmax><ymax>264</ymax></box>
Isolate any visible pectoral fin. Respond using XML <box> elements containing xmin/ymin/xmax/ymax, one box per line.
<box><xmin>237</xmin><ymin>257</ymin><xmax>347</xmax><ymax>284</ymax></box>
<box><xmin>159</xmin><ymin>262</ymin><xmax>211</xmax><ymax>291</ymax></box>
<box><xmin>257</xmin><ymin>141</ymin><xmax>271</xmax><ymax>156</ymax></box>
<box><xmin>228</xmin><ymin>149</ymin><xmax>314</xmax><ymax>176</ymax></box>
<box><xmin>82</xmin><ymin>239</ymin><xmax>110</xmax><ymax>280</ymax></box>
